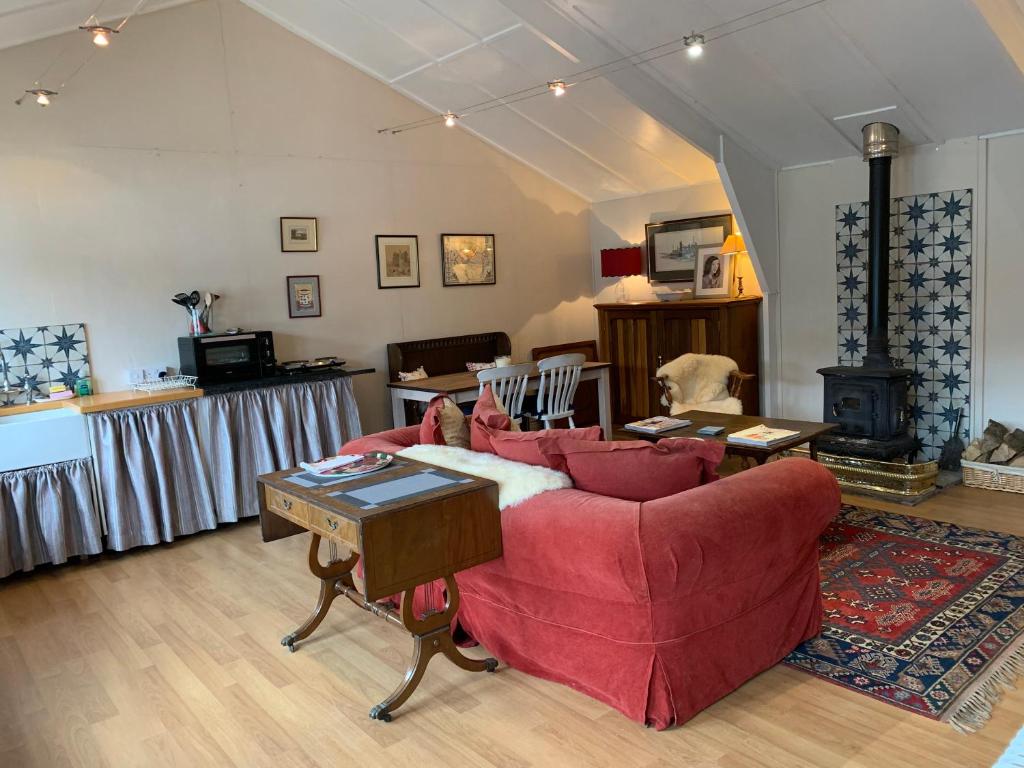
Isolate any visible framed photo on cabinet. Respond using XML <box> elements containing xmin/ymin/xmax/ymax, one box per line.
<box><xmin>441</xmin><ymin>234</ymin><xmax>496</xmax><ymax>286</ymax></box>
<box><xmin>694</xmin><ymin>248</ymin><xmax>733</xmax><ymax>298</ymax></box>
<box><xmin>375</xmin><ymin>235</ymin><xmax>420</xmax><ymax>289</ymax></box>
<box><xmin>645</xmin><ymin>214</ymin><xmax>731</xmax><ymax>283</ymax></box>
<box><xmin>281</xmin><ymin>217</ymin><xmax>318</xmax><ymax>252</ymax></box>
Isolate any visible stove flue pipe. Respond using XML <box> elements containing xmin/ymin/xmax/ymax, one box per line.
<box><xmin>862</xmin><ymin>122</ymin><xmax>900</xmax><ymax>369</ymax></box>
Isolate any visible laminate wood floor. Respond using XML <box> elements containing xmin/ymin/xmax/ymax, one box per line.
<box><xmin>1</xmin><ymin>483</ymin><xmax>1021</xmax><ymax>768</ymax></box>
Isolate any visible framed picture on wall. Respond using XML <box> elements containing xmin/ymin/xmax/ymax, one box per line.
<box><xmin>441</xmin><ymin>234</ymin><xmax>496</xmax><ymax>286</ymax></box>
<box><xmin>694</xmin><ymin>248</ymin><xmax>733</xmax><ymax>297</ymax></box>
<box><xmin>286</xmin><ymin>274</ymin><xmax>321</xmax><ymax>318</ymax></box>
<box><xmin>280</xmin><ymin>217</ymin><xmax>318</xmax><ymax>252</ymax></box>
<box><xmin>375</xmin><ymin>235</ymin><xmax>420</xmax><ymax>289</ymax></box>
<box><xmin>645</xmin><ymin>214</ymin><xmax>731</xmax><ymax>283</ymax></box>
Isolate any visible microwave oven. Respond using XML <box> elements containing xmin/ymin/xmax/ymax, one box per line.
<box><xmin>177</xmin><ymin>331</ymin><xmax>276</xmax><ymax>384</ymax></box>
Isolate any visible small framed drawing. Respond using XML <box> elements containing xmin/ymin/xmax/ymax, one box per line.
<box><xmin>375</xmin><ymin>235</ymin><xmax>420</xmax><ymax>289</ymax></box>
<box><xmin>441</xmin><ymin>234</ymin><xmax>496</xmax><ymax>286</ymax></box>
<box><xmin>286</xmin><ymin>275</ymin><xmax>321</xmax><ymax>318</ymax></box>
<box><xmin>695</xmin><ymin>248</ymin><xmax>733</xmax><ymax>297</ymax></box>
<box><xmin>280</xmin><ymin>217</ymin><xmax>318</xmax><ymax>252</ymax></box>
<box><xmin>645</xmin><ymin>214</ymin><xmax>731</xmax><ymax>283</ymax></box>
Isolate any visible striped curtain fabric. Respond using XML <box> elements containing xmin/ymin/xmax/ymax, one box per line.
<box><xmin>0</xmin><ymin>457</ymin><xmax>103</xmax><ymax>577</ymax></box>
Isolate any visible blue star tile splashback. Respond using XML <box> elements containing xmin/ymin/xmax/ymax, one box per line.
<box><xmin>836</xmin><ymin>189</ymin><xmax>972</xmax><ymax>462</ymax></box>
<box><xmin>0</xmin><ymin>323</ymin><xmax>89</xmax><ymax>403</ymax></box>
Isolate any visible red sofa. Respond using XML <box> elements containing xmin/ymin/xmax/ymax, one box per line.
<box><xmin>343</xmin><ymin>425</ymin><xmax>840</xmax><ymax>729</ymax></box>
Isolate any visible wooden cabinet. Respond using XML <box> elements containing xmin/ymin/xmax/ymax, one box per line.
<box><xmin>597</xmin><ymin>298</ymin><xmax>762</xmax><ymax>423</ymax></box>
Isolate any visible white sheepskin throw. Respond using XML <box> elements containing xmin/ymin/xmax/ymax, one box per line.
<box><xmin>397</xmin><ymin>444</ymin><xmax>571</xmax><ymax>510</ymax></box>
<box><xmin>655</xmin><ymin>353</ymin><xmax>742</xmax><ymax>416</ymax></box>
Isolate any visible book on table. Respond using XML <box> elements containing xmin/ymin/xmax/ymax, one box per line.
<box><xmin>726</xmin><ymin>424</ymin><xmax>801</xmax><ymax>447</ymax></box>
<box><xmin>624</xmin><ymin>416</ymin><xmax>693</xmax><ymax>434</ymax></box>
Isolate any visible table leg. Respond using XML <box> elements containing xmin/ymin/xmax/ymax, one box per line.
<box><xmin>810</xmin><ymin>440</ymin><xmax>819</xmax><ymax>462</ymax></box>
<box><xmin>369</xmin><ymin>575</ymin><xmax>497</xmax><ymax>723</ymax></box>
<box><xmin>597</xmin><ymin>368</ymin><xmax>612</xmax><ymax>440</ymax></box>
<box><xmin>391</xmin><ymin>389</ymin><xmax>408</xmax><ymax>428</ymax></box>
<box><xmin>281</xmin><ymin>534</ymin><xmax>358</xmax><ymax>653</ymax></box>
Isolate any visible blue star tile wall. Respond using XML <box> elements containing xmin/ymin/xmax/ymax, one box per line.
<box><xmin>0</xmin><ymin>324</ymin><xmax>89</xmax><ymax>404</ymax></box>
<box><xmin>836</xmin><ymin>189</ymin><xmax>972</xmax><ymax>462</ymax></box>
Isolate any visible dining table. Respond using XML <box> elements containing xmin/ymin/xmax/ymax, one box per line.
<box><xmin>386</xmin><ymin>361</ymin><xmax>613</xmax><ymax>439</ymax></box>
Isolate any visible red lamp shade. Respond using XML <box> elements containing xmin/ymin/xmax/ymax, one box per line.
<box><xmin>600</xmin><ymin>246</ymin><xmax>643</xmax><ymax>278</ymax></box>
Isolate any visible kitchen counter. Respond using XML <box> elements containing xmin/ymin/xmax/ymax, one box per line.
<box><xmin>200</xmin><ymin>366</ymin><xmax>375</xmax><ymax>395</ymax></box>
<box><xmin>1</xmin><ymin>367</ymin><xmax>375</xmax><ymax>416</ymax></box>
<box><xmin>2</xmin><ymin>387</ymin><xmax>204</xmax><ymax>416</ymax></box>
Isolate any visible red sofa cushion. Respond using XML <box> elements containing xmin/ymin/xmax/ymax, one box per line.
<box><xmin>470</xmin><ymin>384</ymin><xmax>514</xmax><ymax>453</ymax></box>
<box><xmin>537</xmin><ymin>436</ymin><xmax>724</xmax><ymax>501</ymax></box>
<box><xmin>418</xmin><ymin>394</ymin><xmax>447</xmax><ymax>445</ymax></box>
<box><xmin>487</xmin><ymin>426</ymin><xmax>603</xmax><ymax>468</ymax></box>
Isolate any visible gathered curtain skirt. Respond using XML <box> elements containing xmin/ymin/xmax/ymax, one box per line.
<box><xmin>89</xmin><ymin>376</ymin><xmax>361</xmax><ymax>551</ymax></box>
<box><xmin>0</xmin><ymin>458</ymin><xmax>103</xmax><ymax>578</ymax></box>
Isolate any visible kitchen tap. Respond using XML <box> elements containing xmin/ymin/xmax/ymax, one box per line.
<box><xmin>0</xmin><ymin>347</ymin><xmax>24</xmax><ymax>406</ymax></box>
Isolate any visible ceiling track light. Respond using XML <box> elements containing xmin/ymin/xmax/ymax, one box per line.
<box><xmin>443</xmin><ymin>111</ymin><xmax>458</xmax><ymax>127</ymax></box>
<box><xmin>79</xmin><ymin>24</ymin><xmax>118</xmax><ymax>47</ymax></box>
<box><xmin>16</xmin><ymin>88</ymin><xmax>58</xmax><ymax>107</ymax></box>
<box><xmin>547</xmin><ymin>79</ymin><xmax>567</xmax><ymax>97</ymax></box>
<box><xmin>684</xmin><ymin>32</ymin><xmax>705</xmax><ymax>59</ymax></box>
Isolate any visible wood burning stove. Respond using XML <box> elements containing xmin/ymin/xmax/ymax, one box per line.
<box><xmin>817</xmin><ymin>122</ymin><xmax>916</xmax><ymax>462</ymax></box>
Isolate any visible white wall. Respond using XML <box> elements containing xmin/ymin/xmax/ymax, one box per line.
<box><xmin>778</xmin><ymin>135</ymin><xmax>1022</xmax><ymax>433</ymax></box>
<box><xmin>589</xmin><ymin>183</ymin><xmax>762</xmax><ymax>304</ymax></box>
<box><xmin>0</xmin><ymin>0</ymin><xmax>594</xmax><ymax>434</ymax></box>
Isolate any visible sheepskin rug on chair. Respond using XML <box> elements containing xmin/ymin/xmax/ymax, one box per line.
<box><xmin>397</xmin><ymin>444</ymin><xmax>571</xmax><ymax>510</ymax></box>
<box><xmin>656</xmin><ymin>353</ymin><xmax>743</xmax><ymax>416</ymax></box>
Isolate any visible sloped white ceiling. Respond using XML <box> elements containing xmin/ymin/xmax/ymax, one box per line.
<box><xmin>6</xmin><ymin>0</ymin><xmax>1024</xmax><ymax>201</ymax></box>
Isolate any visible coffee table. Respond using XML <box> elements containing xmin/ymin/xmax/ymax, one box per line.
<box><xmin>632</xmin><ymin>410</ymin><xmax>837</xmax><ymax>465</ymax></box>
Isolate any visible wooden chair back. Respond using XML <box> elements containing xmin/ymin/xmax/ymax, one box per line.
<box><xmin>531</xmin><ymin>340</ymin><xmax>599</xmax><ymax>427</ymax></box>
<box><xmin>536</xmin><ymin>353</ymin><xmax>585</xmax><ymax>428</ymax></box>
<box><xmin>476</xmin><ymin>363</ymin><xmax>534</xmax><ymax>422</ymax></box>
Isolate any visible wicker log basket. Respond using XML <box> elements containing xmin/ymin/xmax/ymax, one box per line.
<box><xmin>961</xmin><ymin>419</ymin><xmax>1024</xmax><ymax>494</ymax></box>
<box><xmin>962</xmin><ymin>461</ymin><xmax>1024</xmax><ymax>494</ymax></box>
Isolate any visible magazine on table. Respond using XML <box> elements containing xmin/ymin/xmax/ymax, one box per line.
<box><xmin>726</xmin><ymin>424</ymin><xmax>801</xmax><ymax>447</ymax></box>
<box><xmin>624</xmin><ymin>416</ymin><xmax>692</xmax><ymax>434</ymax></box>
<box><xmin>299</xmin><ymin>452</ymin><xmax>392</xmax><ymax>476</ymax></box>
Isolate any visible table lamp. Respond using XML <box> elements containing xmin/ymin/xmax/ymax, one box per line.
<box><xmin>720</xmin><ymin>233</ymin><xmax>746</xmax><ymax>296</ymax></box>
<box><xmin>600</xmin><ymin>246</ymin><xmax>644</xmax><ymax>302</ymax></box>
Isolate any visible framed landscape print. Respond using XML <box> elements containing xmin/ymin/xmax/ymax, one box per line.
<box><xmin>441</xmin><ymin>234</ymin><xmax>496</xmax><ymax>286</ymax></box>
<box><xmin>375</xmin><ymin>235</ymin><xmax>420</xmax><ymax>289</ymax></box>
<box><xmin>695</xmin><ymin>248</ymin><xmax>733</xmax><ymax>297</ymax></box>
<box><xmin>645</xmin><ymin>214</ymin><xmax>731</xmax><ymax>283</ymax></box>
<box><xmin>280</xmin><ymin>217</ymin><xmax>318</xmax><ymax>252</ymax></box>
<box><xmin>286</xmin><ymin>274</ymin><xmax>321</xmax><ymax>318</ymax></box>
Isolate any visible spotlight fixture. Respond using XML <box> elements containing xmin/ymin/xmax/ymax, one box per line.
<box><xmin>443</xmin><ymin>111</ymin><xmax>457</xmax><ymax>127</ymax></box>
<box><xmin>79</xmin><ymin>24</ymin><xmax>118</xmax><ymax>47</ymax></box>
<box><xmin>547</xmin><ymin>80</ymin><xmax>567</xmax><ymax>97</ymax></box>
<box><xmin>17</xmin><ymin>88</ymin><xmax>58</xmax><ymax>107</ymax></box>
<box><xmin>684</xmin><ymin>32</ymin><xmax>705</xmax><ymax>59</ymax></box>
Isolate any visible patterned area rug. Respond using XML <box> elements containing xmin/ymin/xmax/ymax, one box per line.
<box><xmin>785</xmin><ymin>505</ymin><xmax>1024</xmax><ymax>732</ymax></box>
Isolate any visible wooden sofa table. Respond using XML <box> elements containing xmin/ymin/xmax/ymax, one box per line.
<box><xmin>636</xmin><ymin>410</ymin><xmax>837</xmax><ymax>464</ymax></box>
<box><xmin>258</xmin><ymin>456</ymin><xmax>501</xmax><ymax>722</ymax></box>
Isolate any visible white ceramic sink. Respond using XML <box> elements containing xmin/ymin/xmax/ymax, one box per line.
<box><xmin>0</xmin><ymin>408</ymin><xmax>92</xmax><ymax>472</ymax></box>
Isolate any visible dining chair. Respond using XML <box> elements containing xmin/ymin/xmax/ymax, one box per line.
<box><xmin>476</xmin><ymin>363</ymin><xmax>534</xmax><ymax>427</ymax></box>
<box><xmin>535</xmin><ymin>353</ymin><xmax>585</xmax><ymax>429</ymax></box>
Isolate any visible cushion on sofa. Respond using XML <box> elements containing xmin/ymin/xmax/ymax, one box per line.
<box><xmin>470</xmin><ymin>384</ymin><xmax>518</xmax><ymax>453</ymax></box>
<box><xmin>487</xmin><ymin>426</ymin><xmax>603</xmax><ymax>468</ymax></box>
<box><xmin>419</xmin><ymin>394</ymin><xmax>470</xmax><ymax>449</ymax></box>
<box><xmin>535</xmin><ymin>436</ymin><xmax>724</xmax><ymax>502</ymax></box>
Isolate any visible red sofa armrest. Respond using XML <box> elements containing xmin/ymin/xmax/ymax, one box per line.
<box><xmin>341</xmin><ymin>425</ymin><xmax>421</xmax><ymax>454</ymax></box>
<box><xmin>638</xmin><ymin>458</ymin><xmax>839</xmax><ymax>613</ymax></box>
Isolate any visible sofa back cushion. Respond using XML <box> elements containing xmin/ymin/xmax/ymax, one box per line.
<box><xmin>419</xmin><ymin>394</ymin><xmax>470</xmax><ymax>449</ymax></box>
<box><xmin>536</xmin><ymin>436</ymin><xmax>724</xmax><ymax>502</ymax></box>
<box><xmin>470</xmin><ymin>384</ymin><xmax>517</xmax><ymax>452</ymax></box>
<box><xmin>488</xmin><ymin>426</ymin><xmax>603</xmax><ymax>468</ymax></box>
